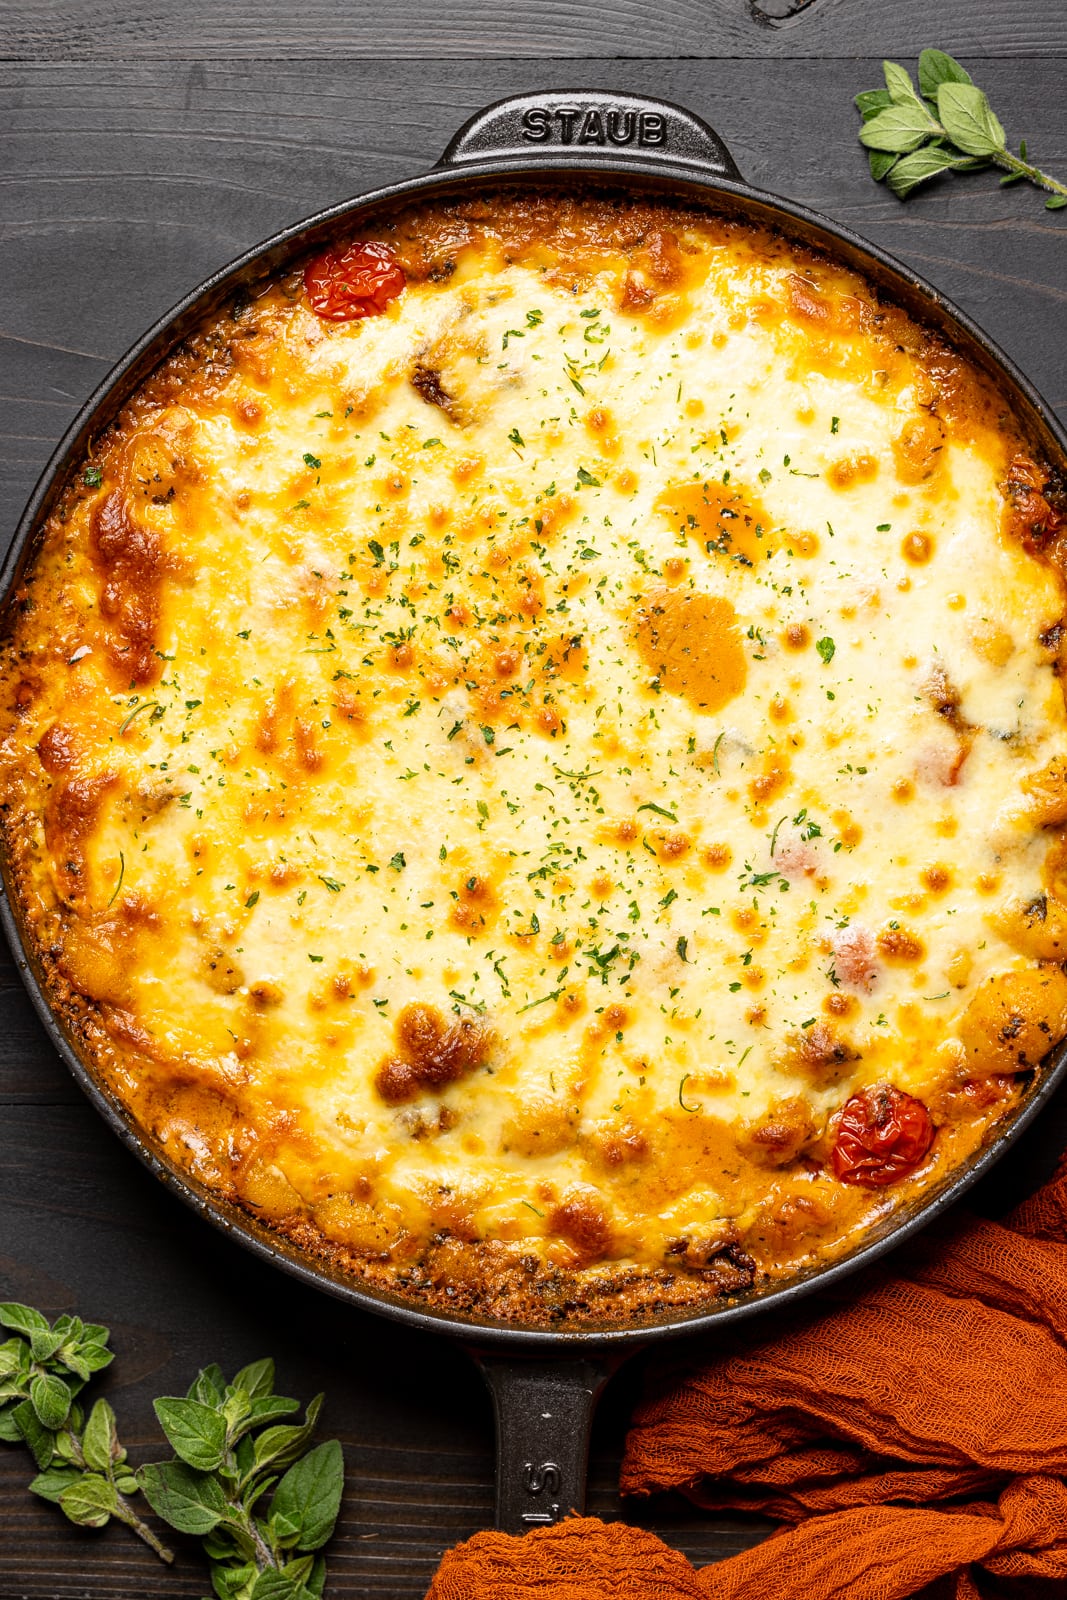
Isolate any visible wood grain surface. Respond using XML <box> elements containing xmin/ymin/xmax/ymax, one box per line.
<box><xmin>4</xmin><ymin>0</ymin><xmax>1067</xmax><ymax>59</ymax></box>
<box><xmin>1</xmin><ymin>6</ymin><xmax>1066</xmax><ymax>1595</ymax></box>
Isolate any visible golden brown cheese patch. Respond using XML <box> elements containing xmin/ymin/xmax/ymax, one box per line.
<box><xmin>1</xmin><ymin>191</ymin><xmax>1066</xmax><ymax>1327</ymax></box>
<box><xmin>632</xmin><ymin>588</ymin><xmax>747</xmax><ymax>713</ymax></box>
<box><xmin>656</xmin><ymin>481</ymin><xmax>779</xmax><ymax>566</ymax></box>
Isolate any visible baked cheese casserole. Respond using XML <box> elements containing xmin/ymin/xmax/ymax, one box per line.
<box><xmin>3</xmin><ymin>192</ymin><xmax>1066</xmax><ymax>1324</ymax></box>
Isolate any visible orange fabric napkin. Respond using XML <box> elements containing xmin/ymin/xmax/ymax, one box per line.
<box><xmin>426</xmin><ymin>1158</ymin><xmax>1067</xmax><ymax>1599</ymax></box>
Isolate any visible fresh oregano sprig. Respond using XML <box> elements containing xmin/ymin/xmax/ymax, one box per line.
<box><xmin>0</xmin><ymin>1301</ymin><xmax>172</xmax><ymax>1559</ymax></box>
<box><xmin>857</xmin><ymin>50</ymin><xmax>1067</xmax><ymax>209</ymax></box>
<box><xmin>139</xmin><ymin>1359</ymin><xmax>343</xmax><ymax>1600</ymax></box>
<box><xmin>0</xmin><ymin>1302</ymin><xmax>344</xmax><ymax>1600</ymax></box>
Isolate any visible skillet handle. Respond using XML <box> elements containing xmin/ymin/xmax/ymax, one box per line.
<box><xmin>437</xmin><ymin>91</ymin><xmax>743</xmax><ymax>182</ymax></box>
<box><xmin>472</xmin><ymin>1353</ymin><xmax>616</xmax><ymax>1533</ymax></box>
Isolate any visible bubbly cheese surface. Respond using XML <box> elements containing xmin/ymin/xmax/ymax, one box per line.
<box><xmin>4</xmin><ymin>195</ymin><xmax>1067</xmax><ymax>1324</ymax></box>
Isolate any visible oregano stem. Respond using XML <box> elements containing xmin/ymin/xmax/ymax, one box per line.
<box><xmin>64</xmin><ymin>1424</ymin><xmax>175</xmax><ymax>1562</ymax></box>
<box><xmin>242</xmin><ymin>1501</ymin><xmax>281</xmax><ymax>1572</ymax></box>
<box><xmin>112</xmin><ymin>1494</ymin><xmax>175</xmax><ymax>1563</ymax></box>
<box><xmin>218</xmin><ymin>1438</ymin><xmax>283</xmax><ymax>1574</ymax></box>
<box><xmin>992</xmin><ymin>147</ymin><xmax>1067</xmax><ymax>199</ymax></box>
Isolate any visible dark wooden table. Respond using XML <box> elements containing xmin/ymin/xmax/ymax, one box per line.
<box><xmin>2</xmin><ymin>3</ymin><xmax>1066</xmax><ymax>1594</ymax></box>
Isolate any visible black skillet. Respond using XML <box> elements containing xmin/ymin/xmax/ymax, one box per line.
<box><xmin>3</xmin><ymin>90</ymin><xmax>1067</xmax><ymax>1535</ymax></box>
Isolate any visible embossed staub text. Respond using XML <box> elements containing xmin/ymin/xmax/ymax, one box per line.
<box><xmin>520</xmin><ymin>106</ymin><xmax>667</xmax><ymax>148</ymax></box>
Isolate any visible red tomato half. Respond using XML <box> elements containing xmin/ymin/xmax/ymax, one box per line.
<box><xmin>304</xmin><ymin>241</ymin><xmax>406</xmax><ymax>322</ymax></box>
<box><xmin>832</xmin><ymin>1083</ymin><xmax>934</xmax><ymax>1187</ymax></box>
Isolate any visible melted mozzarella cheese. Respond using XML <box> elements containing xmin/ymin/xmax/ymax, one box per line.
<box><xmin>4</xmin><ymin>205</ymin><xmax>1066</xmax><ymax>1313</ymax></box>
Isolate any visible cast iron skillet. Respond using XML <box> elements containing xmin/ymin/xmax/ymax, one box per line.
<box><xmin>4</xmin><ymin>90</ymin><xmax>1067</xmax><ymax>1535</ymax></box>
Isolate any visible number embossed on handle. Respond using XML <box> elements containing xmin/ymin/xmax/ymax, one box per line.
<box><xmin>523</xmin><ymin>1459</ymin><xmax>562</xmax><ymax>1495</ymax></box>
<box><xmin>520</xmin><ymin>1458</ymin><xmax>562</xmax><ymax>1524</ymax></box>
<box><xmin>477</xmin><ymin>1357</ymin><xmax>616</xmax><ymax>1534</ymax></box>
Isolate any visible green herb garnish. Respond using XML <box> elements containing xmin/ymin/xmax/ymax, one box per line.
<box><xmin>857</xmin><ymin>51</ymin><xmax>1067</xmax><ymax>208</ymax></box>
<box><xmin>0</xmin><ymin>1303</ymin><xmax>169</xmax><ymax>1558</ymax></box>
<box><xmin>0</xmin><ymin>1301</ymin><xmax>348</xmax><ymax>1594</ymax></box>
<box><xmin>637</xmin><ymin>801</ymin><xmax>678</xmax><ymax>822</ymax></box>
<box><xmin>678</xmin><ymin>1074</ymin><xmax>698</xmax><ymax>1113</ymax></box>
<box><xmin>107</xmin><ymin>851</ymin><xmax>125</xmax><ymax>908</ymax></box>
<box><xmin>118</xmin><ymin>699</ymin><xmax>164</xmax><ymax>735</ymax></box>
<box><xmin>140</xmin><ymin>1361</ymin><xmax>342</xmax><ymax>1598</ymax></box>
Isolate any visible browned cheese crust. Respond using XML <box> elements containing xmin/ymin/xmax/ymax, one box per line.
<box><xmin>1</xmin><ymin>191</ymin><xmax>1066</xmax><ymax>1325</ymax></box>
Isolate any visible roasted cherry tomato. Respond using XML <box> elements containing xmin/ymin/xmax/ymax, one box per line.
<box><xmin>304</xmin><ymin>241</ymin><xmax>406</xmax><ymax>322</ymax></box>
<box><xmin>832</xmin><ymin>1083</ymin><xmax>934</xmax><ymax>1187</ymax></box>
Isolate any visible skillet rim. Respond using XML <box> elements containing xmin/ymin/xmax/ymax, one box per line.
<box><xmin>3</xmin><ymin>138</ymin><xmax>1067</xmax><ymax>1352</ymax></box>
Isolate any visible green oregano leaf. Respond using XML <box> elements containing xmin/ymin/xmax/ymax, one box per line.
<box><xmin>0</xmin><ymin>1402</ymin><xmax>23</xmax><ymax>1442</ymax></box>
<box><xmin>82</xmin><ymin>1397</ymin><xmax>118</xmax><ymax>1472</ymax></box>
<box><xmin>269</xmin><ymin>1439</ymin><xmax>344</xmax><ymax>1552</ymax></box>
<box><xmin>284</xmin><ymin>1554</ymin><xmax>317</xmax><ymax>1586</ymax></box>
<box><xmin>203</xmin><ymin>1528</ymin><xmax>243</xmax><ymax>1563</ymax></box>
<box><xmin>188</xmin><ymin>1363</ymin><xmax>227</xmax><ymax>1406</ymax></box>
<box><xmin>253</xmin><ymin>1395</ymin><xmax>324</xmax><ymax>1476</ymax></box>
<box><xmin>246</xmin><ymin>1393</ymin><xmax>300</xmax><ymax>1426</ymax></box>
<box><xmin>868</xmin><ymin>150</ymin><xmax>899</xmax><ymax>182</ymax></box>
<box><xmin>0</xmin><ymin>1304</ymin><xmax>50</xmax><ymax>1339</ymax></box>
<box><xmin>936</xmin><ymin>82</ymin><xmax>1007</xmax><ymax>156</ymax></box>
<box><xmin>29</xmin><ymin>1465</ymin><xmax>83</xmax><ymax>1503</ymax></box>
<box><xmin>29</xmin><ymin>1327</ymin><xmax>66</xmax><ymax>1363</ymax></box>
<box><xmin>887</xmin><ymin>145</ymin><xmax>968</xmax><ymax>198</ymax></box>
<box><xmin>859</xmin><ymin>101</ymin><xmax>937</xmax><ymax>154</ymax></box>
<box><xmin>0</xmin><ymin>1338</ymin><xmax>24</xmax><ymax>1379</ymax></box>
<box><xmin>305</xmin><ymin>1555</ymin><xmax>327</xmax><ymax>1598</ymax></box>
<box><xmin>250</xmin><ymin>1572</ymin><xmax>315</xmax><ymax>1600</ymax></box>
<box><xmin>855</xmin><ymin>88</ymin><xmax>893</xmax><ymax>120</ymax></box>
<box><xmin>213</xmin><ymin>1562</ymin><xmax>259</xmax><ymax>1599</ymax></box>
<box><xmin>59</xmin><ymin>1472</ymin><xmax>117</xmax><ymax>1528</ymax></box>
<box><xmin>139</xmin><ymin>1458</ymin><xmax>228</xmax><ymax>1535</ymax></box>
<box><xmin>221</xmin><ymin>1387</ymin><xmax>253</xmax><ymax>1435</ymax></box>
<box><xmin>12</xmin><ymin>1399</ymin><xmax>54</xmax><ymax>1469</ymax></box>
<box><xmin>30</xmin><ymin>1371</ymin><xmax>71</xmax><ymax>1430</ymax></box>
<box><xmin>154</xmin><ymin>1396</ymin><xmax>228</xmax><ymax>1472</ymax></box>
<box><xmin>918</xmin><ymin>48</ymin><xmax>972</xmax><ymax>99</ymax></box>
<box><xmin>71</xmin><ymin>1340</ymin><xmax>113</xmax><ymax>1376</ymax></box>
<box><xmin>233</xmin><ymin>1358</ymin><xmax>275</xmax><ymax>1399</ymax></box>
<box><xmin>883</xmin><ymin>60</ymin><xmax>923</xmax><ymax>108</ymax></box>
<box><xmin>58</xmin><ymin>1349</ymin><xmax>91</xmax><ymax>1382</ymax></box>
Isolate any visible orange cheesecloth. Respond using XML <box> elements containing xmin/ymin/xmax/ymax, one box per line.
<box><xmin>426</xmin><ymin>1157</ymin><xmax>1067</xmax><ymax>1600</ymax></box>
